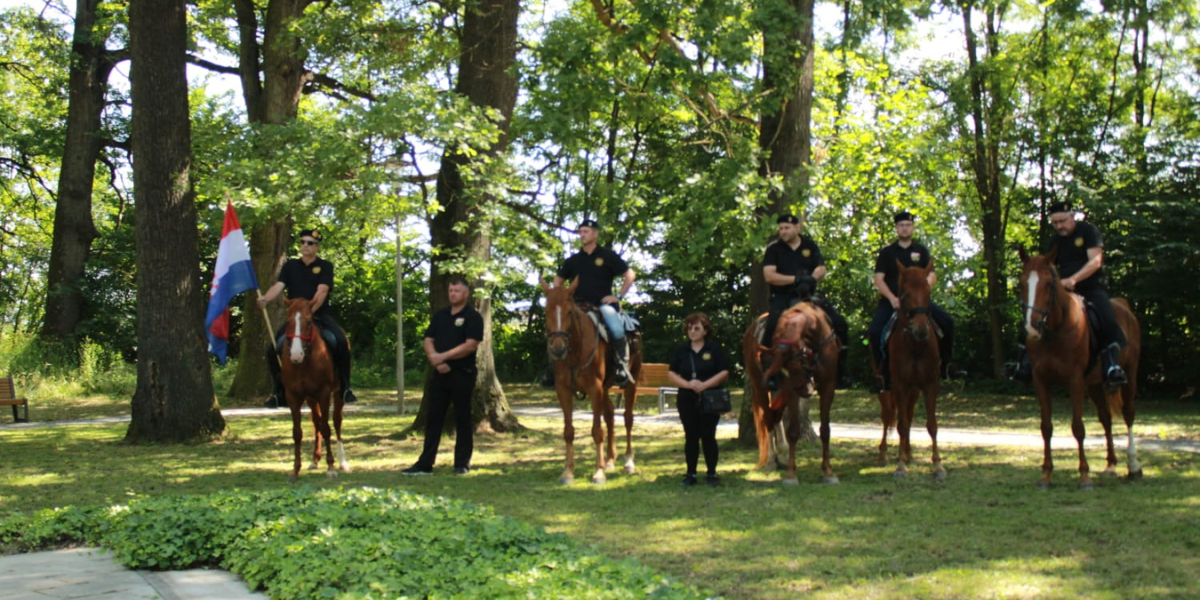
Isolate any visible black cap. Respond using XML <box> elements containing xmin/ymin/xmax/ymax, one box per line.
<box><xmin>579</xmin><ymin>219</ymin><xmax>599</xmax><ymax>229</ymax></box>
<box><xmin>1047</xmin><ymin>201</ymin><xmax>1072</xmax><ymax>214</ymax></box>
<box><xmin>777</xmin><ymin>214</ymin><xmax>800</xmax><ymax>225</ymax></box>
<box><xmin>298</xmin><ymin>228</ymin><xmax>323</xmax><ymax>242</ymax></box>
<box><xmin>893</xmin><ymin>211</ymin><xmax>915</xmax><ymax>224</ymax></box>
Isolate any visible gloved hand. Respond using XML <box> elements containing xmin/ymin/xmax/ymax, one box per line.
<box><xmin>791</xmin><ymin>273</ymin><xmax>817</xmax><ymax>299</ymax></box>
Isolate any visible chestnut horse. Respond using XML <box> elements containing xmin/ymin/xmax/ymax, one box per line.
<box><xmin>743</xmin><ymin>302</ymin><xmax>840</xmax><ymax>485</ymax></box>
<box><xmin>279</xmin><ymin>298</ymin><xmax>349</xmax><ymax>480</ymax></box>
<box><xmin>874</xmin><ymin>261</ymin><xmax>945</xmax><ymax>480</ymax></box>
<box><xmin>1017</xmin><ymin>248</ymin><xmax>1142</xmax><ymax>489</ymax></box>
<box><xmin>541</xmin><ymin>280</ymin><xmax>642</xmax><ymax>484</ymax></box>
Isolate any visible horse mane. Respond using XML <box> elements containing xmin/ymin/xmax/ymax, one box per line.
<box><xmin>775</xmin><ymin>302</ymin><xmax>832</xmax><ymax>348</ymax></box>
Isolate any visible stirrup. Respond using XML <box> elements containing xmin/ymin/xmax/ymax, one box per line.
<box><xmin>342</xmin><ymin>389</ymin><xmax>358</xmax><ymax>403</ymax></box>
<box><xmin>264</xmin><ymin>392</ymin><xmax>283</xmax><ymax>409</ymax></box>
<box><xmin>1105</xmin><ymin>366</ymin><xmax>1128</xmax><ymax>385</ymax></box>
<box><xmin>613</xmin><ymin>368</ymin><xmax>631</xmax><ymax>386</ymax></box>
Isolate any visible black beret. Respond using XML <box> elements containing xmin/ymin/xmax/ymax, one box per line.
<box><xmin>579</xmin><ymin>219</ymin><xmax>599</xmax><ymax>229</ymax></box>
<box><xmin>893</xmin><ymin>211</ymin><xmax>915</xmax><ymax>224</ymax></box>
<box><xmin>298</xmin><ymin>228</ymin><xmax>323</xmax><ymax>242</ymax></box>
<box><xmin>1047</xmin><ymin>201</ymin><xmax>1072</xmax><ymax>214</ymax></box>
<box><xmin>777</xmin><ymin>214</ymin><xmax>800</xmax><ymax>225</ymax></box>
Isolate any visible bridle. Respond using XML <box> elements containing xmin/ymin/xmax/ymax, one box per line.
<box><xmin>285</xmin><ymin>310</ymin><xmax>319</xmax><ymax>358</ymax></box>
<box><xmin>545</xmin><ymin>296</ymin><xmax>600</xmax><ymax>387</ymax></box>
<box><xmin>1019</xmin><ymin>264</ymin><xmax>1060</xmax><ymax>336</ymax></box>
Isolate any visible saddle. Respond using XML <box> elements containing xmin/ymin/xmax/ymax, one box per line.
<box><xmin>877</xmin><ymin>310</ymin><xmax>944</xmax><ymax>361</ymax></box>
<box><xmin>1077</xmin><ymin>294</ymin><xmax>1105</xmax><ymax>368</ymax></box>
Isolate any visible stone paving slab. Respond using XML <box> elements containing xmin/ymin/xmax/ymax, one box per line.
<box><xmin>0</xmin><ymin>548</ymin><xmax>266</xmax><ymax>600</ymax></box>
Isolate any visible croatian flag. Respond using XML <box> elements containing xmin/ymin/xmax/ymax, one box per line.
<box><xmin>205</xmin><ymin>201</ymin><xmax>260</xmax><ymax>364</ymax></box>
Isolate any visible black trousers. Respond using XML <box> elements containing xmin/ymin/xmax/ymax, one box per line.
<box><xmin>676</xmin><ymin>391</ymin><xmax>719</xmax><ymax>476</ymax></box>
<box><xmin>763</xmin><ymin>293</ymin><xmax>849</xmax><ymax>346</ymax></box>
<box><xmin>416</xmin><ymin>368</ymin><xmax>477</xmax><ymax>470</ymax></box>
<box><xmin>266</xmin><ymin>313</ymin><xmax>353</xmax><ymax>393</ymax></box>
<box><xmin>868</xmin><ymin>299</ymin><xmax>955</xmax><ymax>368</ymax></box>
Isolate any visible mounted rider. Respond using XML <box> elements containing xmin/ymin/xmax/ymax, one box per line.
<box><xmin>541</xmin><ymin>219</ymin><xmax>636</xmax><ymax>387</ymax></box>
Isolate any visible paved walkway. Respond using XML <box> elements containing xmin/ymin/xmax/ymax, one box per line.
<box><xmin>0</xmin><ymin>547</ymin><xmax>266</xmax><ymax>600</ymax></box>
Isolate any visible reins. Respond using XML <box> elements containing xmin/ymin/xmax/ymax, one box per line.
<box><xmin>546</xmin><ymin>299</ymin><xmax>600</xmax><ymax>391</ymax></box>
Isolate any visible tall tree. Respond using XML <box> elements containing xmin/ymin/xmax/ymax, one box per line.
<box><xmin>125</xmin><ymin>0</ymin><xmax>224</xmax><ymax>442</ymax></box>
<box><xmin>415</xmin><ymin>0</ymin><xmax>521</xmax><ymax>434</ymax></box>
<box><xmin>41</xmin><ymin>0</ymin><xmax>122</xmax><ymax>343</ymax></box>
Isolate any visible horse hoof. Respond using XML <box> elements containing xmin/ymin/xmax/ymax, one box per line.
<box><xmin>1126</xmin><ymin>469</ymin><xmax>1144</xmax><ymax>481</ymax></box>
<box><xmin>1101</xmin><ymin>467</ymin><xmax>1119</xmax><ymax>478</ymax></box>
<box><xmin>893</xmin><ymin>469</ymin><xmax>908</xmax><ymax>480</ymax></box>
<box><xmin>623</xmin><ymin>464</ymin><xmax>636</xmax><ymax>475</ymax></box>
<box><xmin>308</xmin><ymin>462</ymin><xmax>319</xmax><ymax>471</ymax></box>
<box><xmin>591</xmin><ymin>473</ymin><xmax>607</xmax><ymax>485</ymax></box>
<box><xmin>1078</xmin><ymin>480</ymin><xmax>1094</xmax><ymax>490</ymax></box>
<box><xmin>339</xmin><ymin>463</ymin><xmax>352</xmax><ymax>473</ymax></box>
<box><xmin>823</xmin><ymin>475</ymin><xmax>840</xmax><ymax>485</ymax></box>
<box><xmin>326</xmin><ymin>470</ymin><xmax>339</xmax><ymax>479</ymax></box>
<box><xmin>558</xmin><ymin>476</ymin><xmax>574</xmax><ymax>486</ymax></box>
<box><xmin>1036</xmin><ymin>480</ymin><xmax>1051</xmax><ymax>490</ymax></box>
<box><xmin>288</xmin><ymin>473</ymin><xmax>299</xmax><ymax>482</ymax></box>
<box><xmin>782</xmin><ymin>477</ymin><xmax>799</xmax><ymax>486</ymax></box>
<box><xmin>933</xmin><ymin>469</ymin><xmax>947</xmax><ymax>482</ymax></box>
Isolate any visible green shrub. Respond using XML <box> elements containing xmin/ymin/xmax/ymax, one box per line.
<box><xmin>1</xmin><ymin>487</ymin><xmax>708</xmax><ymax>600</ymax></box>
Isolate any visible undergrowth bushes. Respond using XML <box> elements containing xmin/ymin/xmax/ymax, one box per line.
<box><xmin>0</xmin><ymin>486</ymin><xmax>707</xmax><ymax>600</ymax></box>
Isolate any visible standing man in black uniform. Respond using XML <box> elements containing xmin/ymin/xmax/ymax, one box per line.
<box><xmin>402</xmin><ymin>276</ymin><xmax>485</xmax><ymax>476</ymax></box>
<box><xmin>762</xmin><ymin>213</ymin><xmax>852</xmax><ymax>389</ymax></box>
<box><xmin>868</xmin><ymin>211</ymin><xmax>961</xmax><ymax>392</ymax></box>
<box><xmin>1010</xmin><ymin>201</ymin><xmax>1128</xmax><ymax>384</ymax></box>
<box><xmin>257</xmin><ymin>228</ymin><xmax>357</xmax><ymax>408</ymax></box>
<box><xmin>546</xmin><ymin>218</ymin><xmax>636</xmax><ymax>386</ymax></box>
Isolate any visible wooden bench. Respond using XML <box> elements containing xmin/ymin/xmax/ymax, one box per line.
<box><xmin>0</xmin><ymin>376</ymin><xmax>29</xmax><ymax>423</ymax></box>
<box><xmin>611</xmin><ymin>363</ymin><xmax>677</xmax><ymax>414</ymax></box>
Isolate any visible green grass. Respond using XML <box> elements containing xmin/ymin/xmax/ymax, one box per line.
<box><xmin>3</xmin><ymin>388</ymin><xmax>1199</xmax><ymax>600</ymax></box>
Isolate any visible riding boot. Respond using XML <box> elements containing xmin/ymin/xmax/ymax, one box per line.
<box><xmin>836</xmin><ymin>347</ymin><xmax>853</xmax><ymax>389</ymax></box>
<box><xmin>264</xmin><ymin>344</ymin><xmax>285</xmax><ymax>409</ymax></box>
<box><xmin>1102</xmin><ymin>342</ymin><xmax>1128</xmax><ymax>385</ymax></box>
<box><xmin>1008</xmin><ymin>346</ymin><xmax>1032</xmax><ymax>383</ymax></box>
<box><xmin>264</xmin><ymin>381</ymin><xmax>285</xmax><ymax>409</ymax></box>
<box><xmin>539</xmin><ymin>364</ymin><xmax>555</xmax><ymax>388</ymax></box>
<box><xmin>612</xmin><ymin>338</ymin><xmax>632</xmax><ymax>386</ymax></box>
<box><xmin>335</xmin><ymin>343</ymin><xmax>357</xmax><ymax>403</ymax></box>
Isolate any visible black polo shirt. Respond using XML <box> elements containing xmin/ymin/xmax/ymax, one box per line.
<box><xmin>424</xmin><ymin>304</ymin><xmax>484</xmax><ymax>370</ymax></box>
<box><xmin>556</xmin><ymin>246</ymin><xmax>629</xmax><ymax>305</ymax></box>
<box><xmin>278</xmin><ymin>257</ymin><xmax>335</xmax><ymax>318</ymax></box>
<box><xmin>874</xmin><ymin>241</ymin><xmax>932</xmax><ymax>297</ymax></box>
<box><xmin>668</xmin><ymin>340</ymin><xmax>730</xmax><ymax>399</ymax></box>
<box><xmin>763</xmin><ymin>237</ymin><xmax>825</xmax><ymax>297</ymax></box>
<box><xmin>1045</xmin><ymin>221</ymin><xmax>1104</xmax><ymax>289</ymax></box>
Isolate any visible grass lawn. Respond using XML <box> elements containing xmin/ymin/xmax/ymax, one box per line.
<box><xmin>2</xmin><ymin>382</ymin><xmax>1199</xmax><ymax>599</ymax></box>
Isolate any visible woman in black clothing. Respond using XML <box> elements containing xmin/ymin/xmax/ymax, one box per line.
<box><xmin>667</xmin><ymin>313</ymin><xmax>731</xmax><ymax>487</ymax></box>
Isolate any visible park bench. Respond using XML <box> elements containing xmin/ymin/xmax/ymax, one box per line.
<box><xmin>0</xmin><ymin>376</ymin><xmax>29</xmax><ymax>423</ymax></box>
<box><xmin>611</xmin><ymin>362</ymin><xmax>677</xmax><ymax>414</ymax></box>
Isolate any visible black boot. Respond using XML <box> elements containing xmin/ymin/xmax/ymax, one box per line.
<box><xmin>836</xmin><ymin>347</ymin><xmax>854</xmax><ymax>389</ymax></box>
<box><xmin>342</xmin><ymin>388</ymin><xmax>358</xmax><ymax>403</ymax></box>
<box><xmin>1103</xmin><ymin>343</ymin><xmax>1128</xmax><ymax>385</ymax></box>
<box><xmin>264</xmin><ymin>384</ymin><xmax>285</xmax><ymax>409</ymax></box>
<box><xmin>612</xmin><ymin>338</ymin><xmax>632</xmax><ymax>386</ymax></box>
<box><xmin>539</xmin><ymin>365</ymin><xmax>555</xmax><ymax>389</ymax></box>
<box><xmin>1008</xmin><ymin>346</ymin><xmax>1032</xmax><ymax>383</ymax></box>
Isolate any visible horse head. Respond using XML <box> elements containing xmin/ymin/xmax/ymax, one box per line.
<box><xmin>283</xmin><ymin>298</ymin><xmax>319</xmax><ymax>365</ymax></box>
<box><xmin>763</xmin><ymin>307</ymin><xmax>819</xmax><ymax>408</ymax></box>
<box><xmin>1017</xmin><ymin>246</ymin><xmax>1061</xmax><ymax>341</ymax></box>
<box><xmin>541</xmin><ymin>278</ymin><xmax>581</xmax><ymax>362</ymax></box>
<box><xmin>895</xmin><ymin>259</ymin><xmax>934</xmax><ymax>343</ymax></box>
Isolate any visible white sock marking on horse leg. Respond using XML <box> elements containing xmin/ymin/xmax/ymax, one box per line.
<box><xmin>290</xmin><ymin>312</ymin><xmax>304</xmax><ymax>362</ymax></box>
<box><xmin>1024</xmin><ymin>272</ymin><xmax>1039</xmax><ymax>335</ymax></box>
<box><xmin>337</xmin><ymin>441</ymin><xmax>349</xmax><ymax>472</ymax></box>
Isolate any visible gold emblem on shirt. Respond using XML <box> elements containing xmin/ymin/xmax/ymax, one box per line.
<box><xmin>1074</xmin><ymin>237</ymin><xmax>1084</xmax><ymax>247</ymax></box>
<box><xmin>455</xmin><ymin>317</ymin><xmax>465</xmax><ymax>327</ymax></box>
<box><xmin>594</xmin><ymin>257</ymin><xmax>604</xmax><ymax>267</ymax></box>
<box><xmin>801</xmin><ymin>249</ymin><xmax>811</xmax><ymax>257</ymax></box>
<box><xmin>911</xmin><ymin>252</ymin><xmax>922</xmax><ymax>263</ymax></box>
<box><xmin>702</xmin><ymin>352</ymin><xmax>712</xmax><ymax>361</ymax></box>
<box><xmin>312</xmin><ymin>266</ymin><xmax>321</xmax><ymax>274</ymax></box>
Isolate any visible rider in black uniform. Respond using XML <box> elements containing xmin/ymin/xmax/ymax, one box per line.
<box><xmin>257</xmin><ymin>228</ymin><xmax>357</xmax><ymax>408</ymax></box>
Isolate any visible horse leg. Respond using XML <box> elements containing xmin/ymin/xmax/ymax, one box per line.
<box><xmin>289</xmin><ymin>404</ymin><xmax>303</xmax><ymax>481</ymax></box>
<box><xmin>819</xmin><ymin>387</ymin><xmax>838</xmax><ymax>485</ymax></box>
<box><xmin>772</xmin><ymin>420</ymin><xmax>789</xmax><ymax>470</ymax></box>
<box><xmin>590</xmin><ymin>406</ymin><xmax>607</xmax><ymax>485</ymax></box>
<box><xmin>308</xmin><ymin>405</ymin><xmax>324</xmax><ymax>470</ymax></box>
<box><xmin>877</xmin><ymin>391</ymin><xmax>893</xmax><ymax>467</ymax></box>
<box><xmin>602</xmin><ymin>394</ymin><xmax>617</xmax><ymax>472</ymax></box>
<box><xmin>333</xmin><ymin>394</ymin><xmax>349</xmax><ymax>473</ymax></box>
<box><xmin>1121</xmin><ymin>378</ymin><xmax>1142</xmax><ymax>479</ymax></box>
<box><xmin>316</xmin><ymin>396</ymin><xmax>337</xmax><ymax>478</ymax></box>
<box><xmin>925</xmin><ymin>381</ymin><xmax>945</xmax><ymax>481</ymax></box>
<box><xmin>1070</xmin><ymin>379</ymin><xmax>1093</xmax><ymax>490</ymax></box>
<box><xmin>1089</xmin><ymin>385</ymin><xmax>1119</xmax><ymax>478</ymax></box>
<box><xmin>781</xmin><ymin>405</ymin><xmax>800</xmax><ymax>486</ymax></box>
<box><xmin>621</xmin><ymin>387</ymin><xmax>636</xmax><ymax>474</ymax></box>
<box><xmin>558</xmin><ymin>391</ymin><xmax>576</xmax><ymax>485</ymax></box>
<box><xmin>893</xmin><ymin>386</ymin><xmax>912</xmax><ymax>479</ymax></box>
<box><xmin>1035</xmin><ymin>379</ymin><xmax>1054</xmax><ymax>489</ymax></box>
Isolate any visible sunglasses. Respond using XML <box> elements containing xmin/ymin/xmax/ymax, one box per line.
<box><xmin>300</xmin><ymin>240</ymin><xmax>319</xmax><ymax>246</ymax></box>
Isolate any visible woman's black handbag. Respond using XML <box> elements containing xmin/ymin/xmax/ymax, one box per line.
<box><xmin>699</xmin><ymin>388</ymin><xmax>732</xmax><ymax>415</ymax></box>
<box><xmin>690</xmin><ymin>353</ymin><xmax>731</xmax><ymax>415</ymax></box>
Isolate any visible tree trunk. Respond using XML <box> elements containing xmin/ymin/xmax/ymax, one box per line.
<box><xmin>739</xmin><ymin>0</ymin><xmax>818</xmax><ymax>446</ymax></box>
<box><xmin>42</xmin><ymin>0</ymin><xmax>113</xmax><ymax>343</ymax></box>
<box><xmin>225</xmin><ymin>0</ymin><xmax>313</xmax><ymax>402</ymax></box>
<box><xmin>125</xmin><ymin>0</ymin><xmax>224</xmax><ymax>442</ymax></box>
<box><xmin>414</xmin><ymin>0</ymin><xmax>521</xmax><ymax>435</ymax></box>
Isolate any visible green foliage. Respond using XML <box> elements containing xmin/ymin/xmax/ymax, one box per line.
<box><xmin>2</xmin><ymin>487</ymin><xmax>706</xmax><ymax>600</ymax></box>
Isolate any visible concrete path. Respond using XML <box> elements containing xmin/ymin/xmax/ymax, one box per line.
<box><xmin>0</xmin><ymin>547</ymin><xmax>266</xmax><ymax>600</ymax></box>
